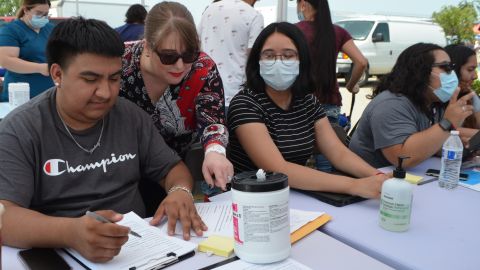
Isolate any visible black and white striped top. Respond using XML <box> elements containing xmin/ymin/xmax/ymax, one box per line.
<box><xmin>227</xmin><ymin>89</ymin><xmax>326</xmax><ymax>173</ymax></box>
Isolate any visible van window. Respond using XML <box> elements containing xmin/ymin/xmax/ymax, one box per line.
<box><xmin>372</xmin><ymin>23</ymin><xmax>390</xmax><ymax>42</ymax></box>
<box><xmin>335</xmin><ymin>21</ymin><xmax>374</xmax><ymax>40</ymax></box>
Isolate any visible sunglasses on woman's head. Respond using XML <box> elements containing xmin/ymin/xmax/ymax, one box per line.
<box><xmin>154</xmin><ymin>49</ymin><xmax>199</xmax><ymax>65</ymax></box>
<box><xmin>432</xmin><ymin>62</ymin><xmax>455</xmax><ymax>73</ymax></box>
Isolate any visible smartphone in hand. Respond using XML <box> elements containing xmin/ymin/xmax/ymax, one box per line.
<box><xmin>18</xmin><ymin>248</ymin><xmax>71</xmax><ymax>270</ymax></box>
<box><xmin>425</xmin><ymin>169</ymin><xmax>468</xmax><ymax>181</ymax></box>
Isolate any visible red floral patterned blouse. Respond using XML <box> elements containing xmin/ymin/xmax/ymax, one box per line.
<box><xmin>120</xmin><ymin>41</ymin><xmax>228</xmax><ymax>156</ymax></box>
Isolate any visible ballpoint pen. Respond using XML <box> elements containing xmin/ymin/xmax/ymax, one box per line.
<box><xmin>86</xmin><ymin>211</ymin><xmax>142</xmax><ymax>238</ymax></box>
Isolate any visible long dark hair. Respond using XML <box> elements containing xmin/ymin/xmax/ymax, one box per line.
<box><xmin>444</xmin><ymin>44</ymin><xmax>476</xmax><ymax>82</ymax></box>
<box><xmin>244</xmin><ymin>22</ymin><xmax>314</xmax><ymax>97</ymax></box>
<box><xmin>302</xmin><ymin>0</ymin><xmax>336</xmax><ymax>103</ymax></box>
<box><xmin>372</xmin><ymin>43</ymin><xmax>443</xmax><ymax>114</ymax></box>
<box><xmin>444</xmin><ymin>44</ymin><xmax>477</xmax><ymax>128</ymax></box>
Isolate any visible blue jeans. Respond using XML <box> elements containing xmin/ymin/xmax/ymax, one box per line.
<box><xmin>315</xmin><ymin>104</ymin><xmax>341</xmax><ymax>172</ymax></box>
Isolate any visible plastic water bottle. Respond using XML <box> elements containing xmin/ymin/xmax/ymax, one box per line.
<box><xmin>439</xmin><ymin>130</ymin><xmax>463</xmax><ymax>189</ymax></box>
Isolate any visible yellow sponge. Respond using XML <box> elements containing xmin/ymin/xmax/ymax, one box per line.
<box><xmin>198</xmin><ymin>235</ymin><xmax>234</xmax><ymax>257</ymax></box>
<box><xmin>405</xmin><ymin>173</ymin><xmax>423</xmax><ymax>184</ymax></box>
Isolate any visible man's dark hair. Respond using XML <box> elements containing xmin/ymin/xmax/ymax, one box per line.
<box><xmin>372</xmin><ymin>42</ymin><xmax>444</xmax><ymax>114</ymax></box>
<box><xmin>244</xmin><ymin>22</ymin><xmax>314</xmax><ymax>97</ymax></box>
<box><xmin>125</xmin><ymin>4</ymin><xmax>147</xmax><ymax>24</ymax></box>
<box><xmin>46</xmin><ymin>17</ymin><xmax>124</xmax><ymax>70</ymax></box>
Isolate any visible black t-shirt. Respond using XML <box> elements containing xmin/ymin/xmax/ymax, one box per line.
<box><xmin>227</xmin><ymin>89</ymin><xmax>325</xmax><ymax>172</ymax></box>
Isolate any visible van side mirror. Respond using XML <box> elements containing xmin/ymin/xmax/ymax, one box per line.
<box><xmin>372</xmin><ymin>33</ymin><xmax>384</xmax><ymax>42</ymax></box>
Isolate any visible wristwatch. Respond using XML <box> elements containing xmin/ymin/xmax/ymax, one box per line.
<box><xmin>438</xmin><ymin>119</ymin><xmax>453</xmax><ymax>131</ymax></box>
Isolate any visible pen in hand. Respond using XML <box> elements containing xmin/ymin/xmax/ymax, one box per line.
<box><xmin>86</xmin><ymin>211</ymin><xmax>142</xmax><ymax>238</ymax></box>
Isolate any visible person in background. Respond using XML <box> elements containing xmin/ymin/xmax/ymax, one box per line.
<box><xmin>0</xmin><ymin>0</ymin><xmax>54</xmax><ymax>101</ymax></box>
<box><xmin>350</xmin><ymin>43</ymin><xmax>475</xmax><ymax>168</ymax></box>
<box><xmin>228</xmin><ymin>22</ymin><xmax>387</xmax><ymax>199</ymax></box>
<box><xmin>0</xmin><ymin>17</ymin><xmax>206</xmax><ymax>263</ymax></box>
<box><xmin>120</xmin><ymin>2</ymin><xmax>233</xmax><ymax>196</ymax></box>
<box><xmin>115</xmin><ymin>4</ymin><xmax>147</xmax><ymax>42</ymax></box>
<box><xmin>445</xmin><ymin>44</ymin><xmax>480</xmax><ymax>145</ymax></box>
<box><xmin>198</xmin><ymin>0</ymin><xmax>264</xmax><ymax>108</ymax></box>
<box><xmin>295</xmin><ymin>0</ymin><xmax>368</xmax><ymax>172</ymax></box>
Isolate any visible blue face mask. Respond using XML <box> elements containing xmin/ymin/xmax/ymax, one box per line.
<box><xmin>297</xmin><ymin>11</ymin><xmax>305</xmax><ymax>21</ymax></box>
<box><xmin>433</xmin><ymin>72</ymin><xmax>459</xmax><ymax>103</ymax></box>
<box><xmin>30</xmin><ymin>15</ymin><xmax>49</xmax><ymax>29</ymax></box>
<box><xmin>259</xmin><ymin>60</ymin><xmax>299</xmax><ymax>91</ymax></box>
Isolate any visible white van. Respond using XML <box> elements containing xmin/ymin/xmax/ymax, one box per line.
<box><xmin>335</xmin><ymin>15</ymin><xmax>447</xmax><ymax>85</ymax></box>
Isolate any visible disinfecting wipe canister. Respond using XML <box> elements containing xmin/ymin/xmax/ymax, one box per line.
<box><xmin>231</xmin><ymin>170</ymin><xmax>290</xmax><ymax>264</ymax></box>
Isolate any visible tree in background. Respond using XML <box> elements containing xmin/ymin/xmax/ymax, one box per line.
<box><xmin>0</xmin><ymin>0</ymin><xmax>21</xmax><ymax>17</ymax></box>
<box><xmin>433</xmin><ymin>0</ymin><xmax>477</xmax><ymax>44</ymax></box>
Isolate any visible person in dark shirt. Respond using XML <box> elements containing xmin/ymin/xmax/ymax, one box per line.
<box><xmin>115</xmin><ymin>4</ymin><xmax>147</xmax><ymax>42</ymax></box>
<box><xmin>0</xmin><ymin>17</ymin><xmax>206</xmax><ymax>263</ymax></box>
<box><xmin>228</xmin><ymin>22</ymin><xmax>387</xmax><ymax>199</ymax></box>
<box><xmin>295</xmin><ymin>0</ymin><xmax>368</xmax><ymax>172</ymax></box>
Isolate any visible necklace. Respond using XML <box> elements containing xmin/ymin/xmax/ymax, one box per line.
<box><xmin>57</xmin><ymin>110</ymin><xmax>104</xmax><ymax>154</ymax></box>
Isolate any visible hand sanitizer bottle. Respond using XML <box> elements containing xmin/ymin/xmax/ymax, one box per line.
<box><xmin>379</xmin><ymin>156</ymin><xmax>413</xmax><ymax>232</ymax></box>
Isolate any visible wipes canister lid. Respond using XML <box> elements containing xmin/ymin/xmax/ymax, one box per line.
<box><xmin>232</xmin><ymin>171</ymin><xmax>288</xmax><ymax>192</ymax></box>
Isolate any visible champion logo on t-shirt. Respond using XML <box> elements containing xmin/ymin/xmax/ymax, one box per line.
<box><xmin>43</xmin><ymin>153</ymin><xmax>137</xmax><ymax>176</ymax></box>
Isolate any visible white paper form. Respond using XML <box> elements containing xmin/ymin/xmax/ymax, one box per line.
<box><xmin>289</xmin><ymin>209</ymin><xmax>325</xmax><ymax>233</ymax></box>
<box><xmin>211</xmin><ymin>258</ymin><xmax>313</xmax><ymax>270</ymax></box>
<box><xmin>160</xmin><ymin>201</ymin><xmax>233</xmax><ymax>237</ymax></box>
<box><xmin>161</xmin><ymin>201</ymin><xmax>324</xmax><ymax>237</ymax></box>
<box><xmin>66</xmin><ymin>212</ymin><xmax>196</xmax><ymax>270</ymax></box>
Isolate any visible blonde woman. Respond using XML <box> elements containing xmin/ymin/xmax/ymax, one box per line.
<box><xmin>120</xmin><ymin>2</ymin><xmax>233</xmax><ymax>195</ymax></box>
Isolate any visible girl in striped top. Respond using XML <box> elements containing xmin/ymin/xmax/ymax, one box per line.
<box><xmin>228</xmin><ymin>22</ymin><xmax>387</xmax><ymax>199</ymax></box>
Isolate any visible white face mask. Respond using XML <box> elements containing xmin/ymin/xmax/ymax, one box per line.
<box><xmin>259</xmin><ymin>60</ymin><xmax>300</xmax><ymax>91</ymax></box>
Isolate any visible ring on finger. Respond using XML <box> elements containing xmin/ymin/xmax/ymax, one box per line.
<box><xmin>462</xmin><ymin>105</ymin><xmax>466</xmax><ymax>112</ymax></box>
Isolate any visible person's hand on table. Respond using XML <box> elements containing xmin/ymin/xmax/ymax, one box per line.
<box><xmin>202</xmin><ymin>148</ymin><xmax>234</xmax><ymax>191</ymax></box>
<box><xmin>350</xmin><ymin>173</ymin><xmax>390</xmax><ymax>199</ymax></box>
<box><xmin>69</xmin><ymin>210</ymin><xmax>129</xmax><ymax>263</ymax></box>
<box><xmin>150</xmin><ymin>188</ymin><xmax>208</xmax><ymax>240</ymax></box>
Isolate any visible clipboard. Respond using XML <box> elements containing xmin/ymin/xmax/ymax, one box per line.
<box><xmin>64</xmin><ymin>249</ymin><xmax>195</xmax><ymax>270</ymax></box>
<box><xmin>198</xmin><ymin>256</ymin><xmax>240</xmax><ymax>270</ymax></box>
<box><xmin>63</xmin><ymin>212</ymin><xmax>197</xmax><ymax>270</ymax></box>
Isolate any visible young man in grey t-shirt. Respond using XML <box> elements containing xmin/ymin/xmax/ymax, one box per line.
<box><xmin>0</xmin><ymin>18</ymin><xmax>206</xmax><ymax>263</ymax></box>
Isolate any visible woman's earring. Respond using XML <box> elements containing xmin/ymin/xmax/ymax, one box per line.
<box><xmin>55</xmin><ymin>81</ymin><xmax>60</xmax><ymax>87</ymax></box>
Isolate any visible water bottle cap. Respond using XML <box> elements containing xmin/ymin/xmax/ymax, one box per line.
<box><xmin>450</xmin><ymin>130</ymin><xmax>459</xmax><ymax>135</ymax></box>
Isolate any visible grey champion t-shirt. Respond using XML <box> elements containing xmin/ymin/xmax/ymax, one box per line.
<box><xmin>0</xmin><ymin>88</ymin><xmax>181</xmax><ymax>217</ymax></box>
<box><xmin>349</xmin><ymin>90</ymin><xmax>442</xmax><ymax>168</ymax></box>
